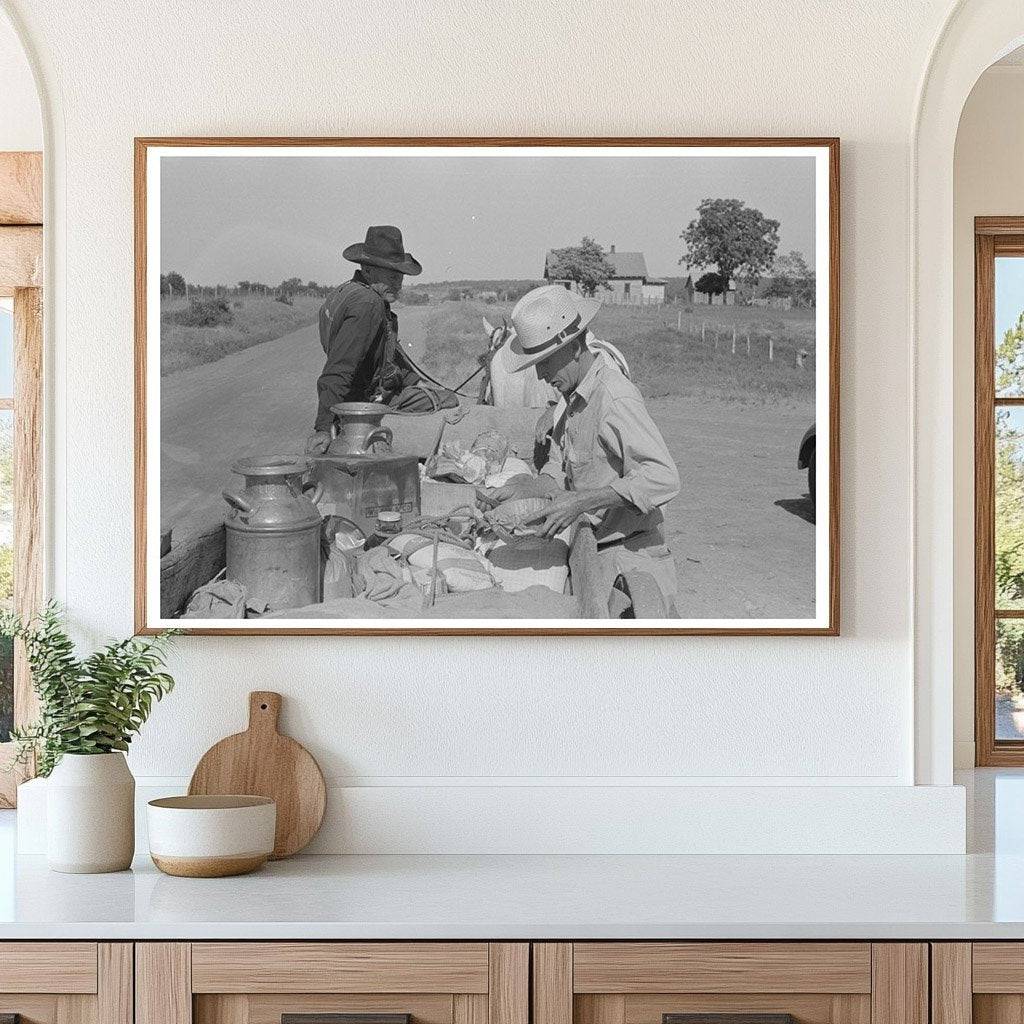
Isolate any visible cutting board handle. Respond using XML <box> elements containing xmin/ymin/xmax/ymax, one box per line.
<box><xmin>248</xmin><ymin>691</ymin><xmax>282</xmax><ymax>734</ymax></box>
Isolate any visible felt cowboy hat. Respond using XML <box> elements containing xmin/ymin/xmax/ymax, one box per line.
<box><xmin>508</xmin><ymin>285</ymin><xmax>602</xmax><ymax>373</ymax></box>
<box><xmin>342</xmin><ymin>225</ymin><xmax>422</xmax><ymax>276</ymax></box>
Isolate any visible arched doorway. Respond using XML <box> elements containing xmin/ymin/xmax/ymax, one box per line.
<box><xmin>914</xmin><ymin>0</ymin><xmax>1024</xmax><ymax>785</ymax></box>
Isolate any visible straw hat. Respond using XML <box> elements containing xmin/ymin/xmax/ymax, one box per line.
<box><xmin>508</xmin><ymin>285</ymin><xmax>601</xmax><ymax>373</ymax></box>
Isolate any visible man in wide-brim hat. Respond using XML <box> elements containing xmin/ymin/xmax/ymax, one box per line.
<box><xmin>306</xmin><ymin>225</ymin><xmax>426</xmax><ymax>454</ymax></box>
<box><xmin>485</xmin><ymin>285</ymin><xmax>682</xmax><ymax>614</ymax></box>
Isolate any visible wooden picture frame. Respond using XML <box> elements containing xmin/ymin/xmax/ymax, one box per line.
<box><xmin>135</xmin><ymin>137</ymin><xmax>840</xmax><ymax>636</ymax></box>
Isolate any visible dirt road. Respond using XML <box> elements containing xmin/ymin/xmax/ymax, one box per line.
<box><xmin>159</xmin><ymin>304</ymin><xmax>434</xmax><ymax>524</ymax></box>
<box><xmin>650</xmin><ymin>396</ymin><xmax>814</xmax><ymax>619</ymax></box>
<box><xmin>160</xmin><ymin>306</ymin><xmax>815</xmax><ymax>620</ymax></box>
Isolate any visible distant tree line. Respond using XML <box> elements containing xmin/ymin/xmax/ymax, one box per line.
<box><xmin>160</xmin><ymin>272</ymin><xmax>336</xmax><ymax>300</ymax></box>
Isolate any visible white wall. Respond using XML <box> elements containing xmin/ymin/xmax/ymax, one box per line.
<box><xmin>0</xmin><ymin>0</ymin><xmax>973</xmax><ymax>851</ymax></box>
<box><xmin>952</xmin><ymin>65</ymin><xmax>1024</xmax><ymax>767</ymax></box>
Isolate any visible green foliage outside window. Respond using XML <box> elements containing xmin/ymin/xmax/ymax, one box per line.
<box><xmin>995</xmin><ymin>314</ymin><xmax>1024</xmax><ymax>696</ymax></box>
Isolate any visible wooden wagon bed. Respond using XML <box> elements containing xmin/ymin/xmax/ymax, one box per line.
<box><xmin>157</xmin><ymin>404</ymin><xmax>665</xmax><ymax>621</ymax></box>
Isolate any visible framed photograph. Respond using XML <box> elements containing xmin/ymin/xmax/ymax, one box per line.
<box><xmin>135</xmin><ymin>137</ymin><xmax>839</xmax><ymax>635</ymax></box>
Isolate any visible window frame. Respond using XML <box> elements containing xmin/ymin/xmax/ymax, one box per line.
<box><xmin>975</xmin><ymin>217</ymin><xmax>1024</xmax><ymax>765</ymax></box>
<box><xmin>0</xmin><ymin>151</ymin><xmax>43</xmax><ymax>806</ymax></box>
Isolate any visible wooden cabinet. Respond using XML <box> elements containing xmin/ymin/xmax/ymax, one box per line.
<box><xmin>136</xmin><ymin>943</ymin><xmax>528</xmax><ymax>1024</ymax></box>
<box><xmin>931</xmin><ymin>943</ymin><xmax>1024</xmax><ymax>1024</ymax></box>
<box><xmin>532</xmin><ymin>944</ymin><xmax>928</xmax><ymax>1024</ymax></box>
<box><xmin>0</xmin><ymin>938</ymin><xmax>944</xmax><ymax>1024</ymax></box>
<box><xmin>0</xmin><ymin>942</ymin><xmax>132</xmax><ymax>1024</ymax></box>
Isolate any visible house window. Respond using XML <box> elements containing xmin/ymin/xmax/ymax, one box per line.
<box><xmin>975</xmin><ymin>219</ymin><xmax>1024</xmax><ymax>764</ymax></box>
<box><xmin>623</xmin><ymin>281</ymin><xmax>631</xmax><ymax>296</ymax></box>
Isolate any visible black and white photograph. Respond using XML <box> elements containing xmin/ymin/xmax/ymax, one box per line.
<box><xmin>137</xmin><ymin>140</ymin><xmax>838</xmax><ymax>634</ymax></box>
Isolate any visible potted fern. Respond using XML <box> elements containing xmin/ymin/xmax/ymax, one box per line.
<box><xmin>2</xmin><ymin>604</ymin><xmax>177</xmax><ymax>873</ymax></box>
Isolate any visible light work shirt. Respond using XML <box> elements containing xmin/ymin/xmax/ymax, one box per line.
<box><xmin>541</xmin><ymin>350</ymin><xmax>680</xmax><ymax>544</ymax></box>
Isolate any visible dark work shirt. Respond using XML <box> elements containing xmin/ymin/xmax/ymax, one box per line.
<box><xmin>313</xmin><ymin>272</ymin><xmax>416</xmax><ymax>432</ymax></box>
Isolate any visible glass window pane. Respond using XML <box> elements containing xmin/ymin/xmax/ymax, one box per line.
<box><xmin>0</xmin><ymin>409</ymin><xmax>11</xmax><ymax>742</ymax></box>
<box><xmin>0</xmin><ymin>303</ymin><xmax>11</xmax><ymax>399</ymax></box>
<box><xmin>998</xmin><ymin>619</ymin><xmax>1024</xmax><ymax>740</ymax></box>
<box><xmin>996</xmin><ymin>407</ymin><xmax>1024</xmax><ymax>608</ymax></box>
<box><xmin>996</xmin><ymin>256</ymin><xmax>1024</xmax><ymax>396</ymax></box>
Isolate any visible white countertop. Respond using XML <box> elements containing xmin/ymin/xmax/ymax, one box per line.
<box><xmin>1</xmin><ymin>769</ymin><xmax>1022</xmax><ymax>941</ymax></box>
<box><xmin>1</xmin><ymin>848</ymin><xmax>1024</xmax><ymax>940</ymax></box>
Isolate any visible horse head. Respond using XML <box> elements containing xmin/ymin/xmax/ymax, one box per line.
<box><xmin>481</xmin><ymin>315</ymin><xmax>513</xmax><ymax>354</ymax></box>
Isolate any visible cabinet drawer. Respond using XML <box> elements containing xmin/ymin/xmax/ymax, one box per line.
<box><xmin>191</xmin><ymin>943</ymin><xmax>490</xmax><ymax>993</ymax></box>
<box><xmin>534</xmin><ymin>943</ymin><xmax>925</xmax><ymax>1024</ymax></box>
<box><xmin>139</xmin><ymin>942</ymin><xmax>528</xmax><ymax>1024</ymax></box>
<box><xmin>572</xmin><ymin>943</ymin><xmax>872</xmax><ymax>994</ymax></box>
<box><xmin>0</xmin><ymin>943</ymin><xmax>130</xmax><ymax>1024</ymax></box>
<box><xmin>0</xmin><ymin>942</ymin><xmax>98</xmax><ymax>993</ymax></box>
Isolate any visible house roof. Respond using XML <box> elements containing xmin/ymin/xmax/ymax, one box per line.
<box><xmin>605</xmin><ymin>251</ymin><xmax>648</xmax><ymax>278</ymax></box>
<box><xmin>545</xmin><ymin>249</ymin><xmax>649</xmax><ymax>281</ymax></box>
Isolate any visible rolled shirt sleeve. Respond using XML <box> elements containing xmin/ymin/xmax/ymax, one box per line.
<box><xmin>600</xmin><ymin>396</ymin><xmax>680</xmax><ymax>514</ymax></box>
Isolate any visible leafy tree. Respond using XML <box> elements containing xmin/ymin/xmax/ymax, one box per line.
<box><xmin>997</xmin><ymin>620</ymin><xmax>1024</xmax><ymax>693</ymax></box>
<box><xmin>161</xmin><ymin>271</ymin><xmax>186</xmax><ymax>296</ymax></box>
<box><xmin>546</xmin><ymin>237</ymin><xmax>616</xmax><ymax>297</ymax></box>
<box><xmin>694</xmin><ymin>271</ymin><xmax>729</xmax><ymax>303</ymax></box>
<box><xmin>998</xmin><ymin>310</ymin><xmax>1024</xmax><ymax>395</ymax></box>
<box><xmin>996</xmin><ymin>313</ymin><xmax>1024</xmax><ymax>626</ymax></box>
<box><xmin>680</xmin><ymin>198</ymin><xmax>781</xmax><ymax>288</ymax></box>
<box><xmin>765</xmin><ymin>250</ymin><xmax>815</xmax><ymax>306</ymax></box>
<box><xmin>279</xmin><ymin>277</ymin><xmax>303</xmax><ymax>296</ymax></box>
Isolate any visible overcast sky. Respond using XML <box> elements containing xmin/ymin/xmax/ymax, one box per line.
<box><xmin>160</xmin><ymin>152</ymin><xmax>817</xmax><ymax>285</ymax></box>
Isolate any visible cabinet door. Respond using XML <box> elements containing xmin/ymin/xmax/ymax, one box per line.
<box><xmin>137</xmin><ymin>943</ymin><xmax>528</xmax><ymax>1024</ymax></box>
<box><xmin>534</xmin><ymin>944</ymin><xmax>927</xmax><ymax>1024</ymax></box>
<box><xmin>935</xmin><ymin>943</ymin><xmax>1024</xmax><ymax>1024</ymax></box>
<box><xmin>0</xmin><ymin>942</ymin><xmax>132</xmax><ymax>1024</ymax></box>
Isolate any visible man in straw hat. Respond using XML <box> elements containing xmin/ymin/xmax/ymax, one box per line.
<box><xmin>307</xmin><ymin>225</ymin><xmax>426</xmax><ymax>455</ymax></box>
<box><xmin>485</xmin><ymin>285</ymin><xmax>681</xmax><ymax>612</ymax></box>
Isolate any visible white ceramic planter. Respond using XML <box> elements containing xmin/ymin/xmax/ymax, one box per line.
<box><xmin>46</xmin><ymin>752</ymin><xmax>135</xmax><ymax>873</ymax></box>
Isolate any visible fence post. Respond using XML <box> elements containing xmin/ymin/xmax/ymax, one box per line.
<box><xmin>677</xmin><ymin>310</ymin><xmax>682</xmax><ymax>331</ymax></box>
<box><xmin>768</xmin><ymin>335</ymin><xmax>774</xmax><ymax>362</ymax></box>
<box><xmin>701</xmin><ymin>321</ymin><xmax>706</xmax><ymax>345</ymax></box>
<box><xmin>731</xmin><ymin>325</ymin><xmax>736</xmax><ymax>355</ymax></box>
<box><xmin>746</xmin><ymin>331</ymin><xmax>751</xmax><ymax>356</ymax></box>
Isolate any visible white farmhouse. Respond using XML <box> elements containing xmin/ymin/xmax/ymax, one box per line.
<box><xmin>544</xmin><ymin>245</ymin><xmax>666</xmax><ymax>306</ymax></box>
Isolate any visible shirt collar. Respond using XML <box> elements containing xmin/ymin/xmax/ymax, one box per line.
<box><xmin>570</xmin><ymin>342</ymin><xmax>605</xmax><ymax>405</ymax></box>
<box><xmin>352</xmin><ymin>269</ymin><xmax>392</xmax><ymax>305</ymax></box>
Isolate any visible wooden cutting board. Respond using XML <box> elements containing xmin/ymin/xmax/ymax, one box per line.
<box><xmin>188</xmin><ymin>691</ymin><xmax>326</xmax><ymax>859</ymax></box>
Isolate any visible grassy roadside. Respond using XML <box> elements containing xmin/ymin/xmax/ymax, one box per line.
<box><xmin>160</xmin><ymin>295</ymin><xmax>321</xmax><ymax>376</ymax></box>
<box><xmin>422</xmin><ymin>299</ymin><xmax>817</xmax><ymax>404</ymax></box>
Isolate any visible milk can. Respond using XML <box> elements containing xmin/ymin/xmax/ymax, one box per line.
<box><xmin>223</xmin><ymin>457</ymin><xmax>324</xmax><ymax>613</ymax></box>
<box><xmin>329</xmin><ymin>402</ymin><xmax>394</xmax><ymax>454</ymax></box>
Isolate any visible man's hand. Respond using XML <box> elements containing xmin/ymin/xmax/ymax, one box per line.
<box><xmin>306</xmin><ymin>430</ymin><xmax>332</xmax><ymax>455</ymax></box>
<box><xmin>523</xmin><ymin>493</ymin><xmax>589</xmax><ymax>539</ymax></box>
<box><xmin>478</xmin><ymin>473</ymin><xmax>558</xmax><ymax>508</ymax></box>
<box><xmin>523</xmin><ymin>486</ymin><xmax>626</xmax><ymax>539</ymax></box>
